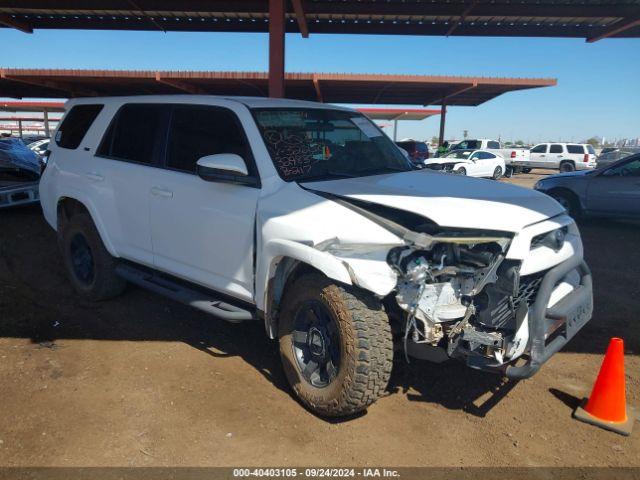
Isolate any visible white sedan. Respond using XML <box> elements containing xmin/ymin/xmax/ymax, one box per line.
<box><xmin>425</xmin><ymin>149</ymin><xmax>506</xmax><ymax>179</ymax></box>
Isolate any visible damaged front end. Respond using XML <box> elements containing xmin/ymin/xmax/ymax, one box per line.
<box><xmin>387</xmin><ymin>232</ymin><xmax>523</xmax><ymax>367</ymax></box>
<box><xmin>312</xmin><ymin>190</ymin><xmax>593</xmax><ymax>378</ymax></box>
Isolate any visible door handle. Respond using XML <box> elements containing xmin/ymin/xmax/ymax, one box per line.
<box><xmin>150</xmin><ymin>186</ymin><xmax>173</xmax><ymax>198</ymax></box>
<box><xmin>85</xmin><ymin>172</ymin><xmax>104</xmax><ymax>182</ymax></box>
<box><xmin>540</xmin><ymin>155</ymin><xmax>546</xmax><ymax>157</ymax></box>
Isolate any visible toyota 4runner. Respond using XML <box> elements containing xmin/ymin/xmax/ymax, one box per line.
<box><xmin>40</xmin><ymin>96</ymin><xmax>593</xmax><ymax>417</ymax></box>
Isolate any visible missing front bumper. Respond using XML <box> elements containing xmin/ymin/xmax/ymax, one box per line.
<box><xmin>496</xmin><ymin>256</ymin><xmax>593</xmax><ymax>379</ymax></box>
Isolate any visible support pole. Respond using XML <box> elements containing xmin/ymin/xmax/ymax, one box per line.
<box><xmin>43</xmin><ymin>109</ymin><xmax>51</xmax><ymax>137</ymax></box>
<box><xmin>18</xmin><ymin>119</ymin><xmax>22</xmax><ymax>139</ymax></box>
<box><xmin>438</xmin><ymin>103</ymin><xmax>447</xmax><ymax>146</ymax></box>
<box><xmin>393</xmin><ymin>119</ymin><xmax>398</xmax><ymax>141</ymax></box>
<box><xmin>268</xmin><ymin>0</ymin><xmax>286</xmax><ymax>98</ymax></box>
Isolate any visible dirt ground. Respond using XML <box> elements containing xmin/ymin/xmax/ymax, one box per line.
<box><xmin>0</xmin><ymin>170</ymin><xmax>638</xmax><ymax>467</ymax></box>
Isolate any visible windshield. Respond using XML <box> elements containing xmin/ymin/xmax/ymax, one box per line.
<box><xmin>444</xmin><ymin>150</ymin><xmax>473</xmax><ymax>159</ymax></box>
<box><xmin>252</xmin><ymin>108</ymin><xmax>411</xmax><ymax>182</ymax></box>
<box><xmin>451</xmin><ymin>140</ymin><xmax>480</xmax><ymax>150</ymax></box>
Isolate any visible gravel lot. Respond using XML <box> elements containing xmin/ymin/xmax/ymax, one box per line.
<box><xmin>0</xmin><ymin>170</ymin><xmax>638</xmax><ymax>467</ymax></box>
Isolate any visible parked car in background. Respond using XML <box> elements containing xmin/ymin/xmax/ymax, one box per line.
<box><xmin>449</xmin><ymin>138</ymin><xmax>529</xmax><ymax>176</ymax></box>
<box><xmin>521</xmin><ymin>143</ymin><xmax>596</xmax><ymax>172</ymax></box>
<box><xmin>395</xmin><ymin>140</ymin><xmax>429</xmax><ymax>166</ymax></box>
<box><xmin>425</xmin><ymin>149</ymin><xmax>505</xmax><ymax>179</ymax></box>
<box><xmin>596</xmin><ymin>147</ymin><xmax>640</xmax><ymax>169</ymax></box>
<box><xmin>0</xmin><ymin>137</ymin><xmax>41</xmax><ymax>208</ymax></box>
<box><xmin>28</xmin><ymin>138</ymin><xmax>50</xmax><ymax>157</ymax></box>
<box><xmin>534</xmin><ymin>153</ymin><xmax>640</xmax><ymax>219</ymax></box>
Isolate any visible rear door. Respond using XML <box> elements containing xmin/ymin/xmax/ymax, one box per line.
<box><xmin>585</xmin><ymin>156</ymin><xmax>640</xmax><ymax>216</ymax></box>
<box><xmin>93</xmin><ymin>103</ymin><xmax>169</xmax><ymax>266</ymax></box>
<box><xmin>547</xmin><ymin>143</ymin><xmax>565</xmax><ymax>168</ymax></box>
<box><xmin>147</xmin><ymin>103</ymin><xmax>261</xmax><ymax>302</ymax></box>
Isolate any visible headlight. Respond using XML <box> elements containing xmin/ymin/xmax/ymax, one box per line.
<box><xmin>530</xmin><ymin>226</ymin><xmax>568</xmax><ymax>252</ymax></box>
<box><xmin>534</xmin><ymin>180</ymin><xmax>545</xmax><ymax>190</ymax></box>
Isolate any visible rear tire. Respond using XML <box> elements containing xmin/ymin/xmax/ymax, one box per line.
<box><xmin>522</xmin><ymin>167</ymin><xmax>532</xmax><ymax>173</ymax></box>
<box><xmin>492</xmin><ymin>166</ymin><xmax>503</xmax><ymax>180</ymax></box>
<box><xmin>559</xmin><ymin>161</ymin><xmax>575</xmax><ymax>173</ymax></box>
<box><xmin>60</xmin><ymin>213</ymin><xmax>126</xmax><ymax>301</ymax></box>
<box><xmin>278</xmin><ymin>273</ymin><xmax>393</xmax><ymax>417</ymax></box>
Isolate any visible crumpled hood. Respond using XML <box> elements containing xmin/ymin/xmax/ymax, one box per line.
<box><xmin>304</xmin><ymin>170</ymin><xmax>564</xmax><ymax>233</ymax></box>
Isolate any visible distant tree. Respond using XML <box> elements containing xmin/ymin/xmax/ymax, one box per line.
<box><xmin>585</xmin><ymin>137</ymin><xmax>600</xmax><ymax>147</ymax></box>
<box><xmin>463</xmin><ymin>130</ymin><xmax>469</xmax><ymax>139</ymax></box>
<box><xmin>431</xmin><ymin>136</ymin><xmax>439</xmax><ymax>144</ymax></box>
<box><xmin>515</xmin><ymin>140</ymin><xmax>524</xmax><ymax>146</ymax></box>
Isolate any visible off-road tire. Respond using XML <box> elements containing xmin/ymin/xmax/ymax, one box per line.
<box><xmin>492</xmin><ymin>166</ymin><xmax>503</xmax><ymax>180</ymax></box>
<box><xmin>559</xmin><ymin>161</ymin><xmax>575</xmax><ymax>173</ymax></box>
<box><xmin>278</xmin><ymin>273</ymin><xmax>393</xmax><ymax>417</ymax></box>
<box><xmin>60</xmin><ymin>213</ymin><xmax>126</xmax><ymax>301</ymax></box>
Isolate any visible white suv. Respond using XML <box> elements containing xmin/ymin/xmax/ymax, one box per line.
<box><xmin>528</xmin><ymin>143</ymin><xmax>597</xmax><ymax>172</ymax></box>
<box><xmin>40</xmin><ymin>96</ymin><xmax>593</xmax><ymax>416</ymax></box>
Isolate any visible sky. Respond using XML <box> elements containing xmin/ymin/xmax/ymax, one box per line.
<box><xmin>2</xmin><ymin>28</ymin><xmax>639</xmax><ymax>143</ymax></box>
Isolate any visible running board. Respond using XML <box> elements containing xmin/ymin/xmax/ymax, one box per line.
<box><xmin>115</xmin><ymin>264</ymin><xmax>255</xmax><ymax>323</ymax></box>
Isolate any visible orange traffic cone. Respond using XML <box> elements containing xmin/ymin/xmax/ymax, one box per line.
<box><xmin>573</xmin><ymin>338</ymin><xmax>635</xmax><ymax>436</ymax></box>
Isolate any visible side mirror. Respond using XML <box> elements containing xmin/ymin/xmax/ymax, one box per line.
<box><xmin>196</xmin><ymin>154</ymin><xmax>256</xmax><ymax>186</ymax></box>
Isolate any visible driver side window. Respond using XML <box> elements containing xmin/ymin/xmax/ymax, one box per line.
<box><xmin>606</xmin><ymin>158</ymin><xmax>640</xmax><ymax>177</ymax></box>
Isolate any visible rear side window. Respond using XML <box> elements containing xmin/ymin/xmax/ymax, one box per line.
<box><xmin>487</xmin><ymin>141</ymin><xmax>500</xmax><ymax>149</ymax></box>
<box><xmin>396</xmin><ymin>141</ymin><xmax>414</xmax><ymax>151</ymax></box>
<box><xmin>586</xmin><ymin>145</ymin><xmax>596</xmax><ymax>154</ymax></box>
<box><xmin>98</xmin><ymin>104</ymin><xmax>167</xmax><ymax>165</ymax></box>
<box><xmin>166</xmin><ymin>105</ymin><xmax>253</xmax><ymax>174</ymax></box>
<box><xmin>550</xmin><ymin>144</ymin><xmax>563</xmax><ymax>154</ymax></box>
<box><xmin>55</xmin><ymin>104</ymin><xmax>103</xmax><ymax>149</ymax></box>
<box><xmin>415</xmin><ymin>142</ymin><xmax>428</xmax><ymax>153</ymax></box>
<box><xmin>567</xmin><ymin>144</ymin><xmax>585</xmax><ymax>154</ymax></box>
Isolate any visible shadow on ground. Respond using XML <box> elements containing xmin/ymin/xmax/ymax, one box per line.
<box><xmin>1</xmin><ymin>205</ymin><xmax>638</xmax><ymax>419</ymax></box>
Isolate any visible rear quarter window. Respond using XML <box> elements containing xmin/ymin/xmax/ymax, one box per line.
<box><xmin>567</xmin><ymin>144</ymin><xmax>585</xmax><ymax>154</ymax></box>
<box><xmin>55</xmin><ymin>104</ymin><xmax>103</xmax><ymax>149</ymax></box>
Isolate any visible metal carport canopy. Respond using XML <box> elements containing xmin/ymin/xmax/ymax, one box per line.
<box><xmin>1</xmin><ymin>0</ymin><xmax>639</xmax><ymax>41</ymax></box>
<box><xmin>0</xmin><ymin>69</ymin><xmax>555</xmax><ymax>106</ymax></box>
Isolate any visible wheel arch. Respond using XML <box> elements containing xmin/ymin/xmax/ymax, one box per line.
<box><xmin>56</xmin><ymin>195</ymin><xmax>118</xmax><ymax>257</ymax></box>
<box><xmin>546</xmin><ymin>187</ymin><xmax>584</xmax><ymax>213</ymax></box>
<box><xmin>258</xmin><ymin>240</ymin><xmax>356</xmax><ymax>339</ymax></box>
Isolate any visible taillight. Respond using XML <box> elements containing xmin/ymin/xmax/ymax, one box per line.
<box><xmin>510</xmin><ymin>151</ymin><xmax>516</xmax><ymax>158</ymax></box>
<box><xmin>584</xmin><ymin>154</ymin><xmax>589</xmax><ymax>162</ymax></box>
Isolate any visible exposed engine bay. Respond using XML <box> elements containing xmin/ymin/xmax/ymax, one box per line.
<box><xmin>387</xmin><ymin>234</ymin><xmax>528</xmax><ymax>366</ymax></box>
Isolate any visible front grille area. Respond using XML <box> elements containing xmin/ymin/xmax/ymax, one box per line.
<box><xmin>479</xmin><ymin>271</ymin><xmax>546</xmax><ymax>330</ymax></box>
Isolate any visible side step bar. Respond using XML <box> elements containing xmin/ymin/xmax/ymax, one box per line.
<box><xmin>115</xmin><ymin>263</ymin><xmax>255</xmax><ymax>323</ymax></box>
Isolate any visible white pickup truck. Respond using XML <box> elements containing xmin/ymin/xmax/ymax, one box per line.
<box><xmin>40</xmin><ymin>96</ymin><xmax>593</xmax><ymax>417</ymax></box>
<box><xmin>449</xmin><ymin>139</ymin><xmax>530</xmax><ymax>176</ymax></box>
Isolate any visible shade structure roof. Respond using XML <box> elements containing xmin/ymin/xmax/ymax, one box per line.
<box><xmin>358</xmin><ymin>108</ymin><xmax>441</xmax><ymax>121</ymax></box>
<box><xmin>0</xmin><ymin>69</ymin><xmax>556</xmax><ymax>106</ymax></box>
<box><xmin>0</xmin><ymin>101</ymin><xmax>65</xmax><ymax>112</ymax></box>
<box><xmin>1</xmin><ymin>1</ymin><xmax>639</xmax><ymax>41</ymax></box>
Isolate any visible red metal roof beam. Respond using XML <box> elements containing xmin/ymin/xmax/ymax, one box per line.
<box><xmin>0</xmin><ymin>13</ymin><xmax>32</xmax><ymax>33</ymax></box>
<box><xmin>446</xmin><ymin>0</ymin><xmax>479</xmax><ymax>37</ymax></box>
<box><xmin>155</xmin><ymin>73</ymin><xmax>209</xmax><ymax>94</ymax></box>
<box><xmin>291</xmin><ymin>0</ymin><xmax>309</xmax><ymax>38</ymax></box>
<box><xmin>428</xmin><ymin>81</ymin><xmax>478</xmax><ymax>105</ymax></box>
<box><xmin>587</xmin><ymin>15</ymin><xmax>640</xmax><ymax>42</ymax></box>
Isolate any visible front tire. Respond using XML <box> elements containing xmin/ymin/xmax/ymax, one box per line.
<box><xmin>550</xmin><ymin>190</ymin><xmax>581</xmax><ymax>218</ymax></box>
<box><xmin>278</xmin><ymin>273</ymin><xmax>393</xmax><ymax>417</ymax></box>
<box><xmin>457</xmin><ymin>167</ymin><xmax>467</xmax><ymax>176</ymax></box>
<box><xmin>60</xmin><ymin>213</ymin><xmax>126</xmax><ymax>301</ymax></box>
